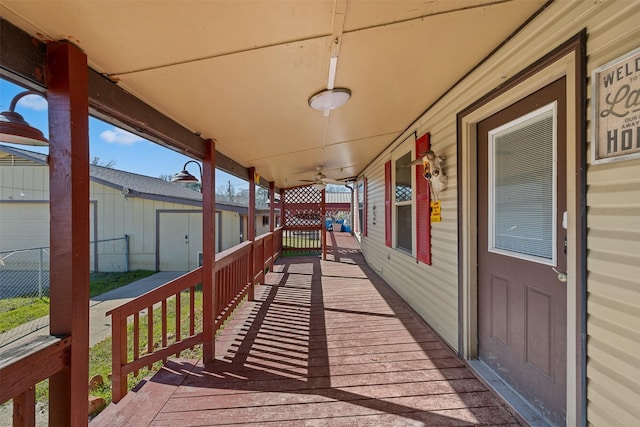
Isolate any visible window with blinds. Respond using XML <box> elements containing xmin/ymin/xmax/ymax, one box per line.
<box><xmin>488</xmin><ymin>102</ymin><xmax>557</xmax><ymax>265</ymax></box>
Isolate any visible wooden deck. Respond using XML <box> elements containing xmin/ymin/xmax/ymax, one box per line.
<box><xmin>93</xmin><ymin>233</ymin><xmax>521</xmax><ymax>426</ymax></box>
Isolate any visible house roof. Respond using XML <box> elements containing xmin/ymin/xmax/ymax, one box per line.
<box><xmin>0</xmin><ymin>144</ymin><xmax>202</xmax><ymax>204</ymax></box>
<box><xmin>325</xmin><ymin>192</ymin><xmax>351</xmax><ymax>205</ymax></box>
<box><xmin>0</xmin><ymin>144</ymin><xmax>276</xmax><ymax>214</ymax></box>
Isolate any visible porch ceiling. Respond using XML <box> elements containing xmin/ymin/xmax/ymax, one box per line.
<box><xmin>0</xmin><ymin>0</ymin><xmax>546</xmax><ymax>189</ymax></box>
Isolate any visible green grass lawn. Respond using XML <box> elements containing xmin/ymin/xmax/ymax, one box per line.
<box><xmin>89</xmin><ymin>270</ymin><xmax>156</xmax><ymax>297</ymax></box>
<box><xmin>0</xmin><ymin>270</ymin><xmax>155</xmax><ymax>334</ymax></box>
<box><xmin>0</xmin><ymin>297</ymin><xmax>50</xmax><ymax>334</ymax></box>
<box><xmin>87</xmin><ymin>287</ymin><xmax>204</xmax><ymax>407</ymax></box>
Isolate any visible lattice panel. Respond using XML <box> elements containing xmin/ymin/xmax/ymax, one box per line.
<box><xmin>285</xmin><ymin>208</ymin><xmax>322</xmax><ymax>227</ymax></box>
<box><xmin>284</xmin><ymin>186</ymin><xmax>322</xmax><ymax>204</ymax></box>
<box><xmin>283</xmin><ymin>185</ymin><xmax>322</xmax><ymax>227</ymax></box>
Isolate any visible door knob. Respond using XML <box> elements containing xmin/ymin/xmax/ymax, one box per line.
<box><xmin>552</xmin><ymin>267</ymin><xmax>567</xmax><ymax>283</ymax></box>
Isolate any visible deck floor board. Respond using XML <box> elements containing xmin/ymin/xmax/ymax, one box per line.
<box><xmin>92</xmin><ymin>232</ymin><xmax>520</xmax><ymax>426</ymax></box>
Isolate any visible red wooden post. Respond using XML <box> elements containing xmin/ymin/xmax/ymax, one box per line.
<box><xmin>13</xmin><ymin>387</ymin><xmax>35</xmax><ymax>426</ymax></box>
<box><xmin>202</xmin><ymin>140</ymin><xmax>216</xmax><ymax>364</ymax></box>
<box><xmin>321</xmin><ymin>188</ymin><xmax>327</xmax><ymax>260</ymax></box>
<box><xmin>269</xmin><ymin>181</ymin><xmax>275</xmax><ymax>232</ymax></box>
<box><xmin>46</xmin><ymin>41</ymin><xmax>90</xmax><ymax>426</ymax></box>
<box><xmin>111</xmin><ymin>311</ymin><xmax>127</xmax><ymax>403</ymax></box>
<box><xmin>248</xmin><ymin>167</ymin><xmax>256</xmax><ymax>299</ymax></box>
<box><xmin>280</xmin><ymin>188</ymin><xmax>286</xmax><ymax>252</ymax></box>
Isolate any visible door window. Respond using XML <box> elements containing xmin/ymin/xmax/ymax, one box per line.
<box><xmin>488</xmin><ymin>102</ymin><xmax>557</xmax><ymax>265</ymax></box>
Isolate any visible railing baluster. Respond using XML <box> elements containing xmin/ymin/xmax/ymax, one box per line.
<box><xmin>147</xmin><ymin>305</ymin><xmax>153</xmax><ymax>369</ymax></box>
<box><xmin>161</xmin><ymin>299</ymin><xmax>167</xmax><ymax>363</ymax></box>
<box><xmin>175</xmin><ymin>291</ymin><xmax>181</xmax><ymax>357</ymax></box>
<box><xmin>133</xmin><ymin>313</ymin><xmax>140</xmax><ymax>376</ymax></box>
<box><xmin>111</xmin><ymin>310</ymin><xmax>127</xmax><ymax>403</ymax></box>
<box><xmin>103</xmin><ymin>235</ymin><xmax>282</xmax><ymax>402</ymax></box>
<box><xmin>13</xmin><ymin>386</ymin><xmax>35</xmax><ymax>426</ymax></box>
<box><xmin>190</xmin><ymin>286</ymin><xmax>195</xmax><ymax>338</ymax></box>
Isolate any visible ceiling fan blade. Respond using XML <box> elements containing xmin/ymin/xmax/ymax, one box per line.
<box><xmin>323</xmin><ymin>178</ymin><xmax>348</xmax><ymax>185</ymax></box>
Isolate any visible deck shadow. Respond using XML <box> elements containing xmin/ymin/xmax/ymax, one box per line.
<box><xmin>105</xmin><ymin>233</ymin><xmax>520</xmax><ymax>426</ymax></box>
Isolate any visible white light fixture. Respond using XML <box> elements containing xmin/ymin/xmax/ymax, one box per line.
<box><xmin>312</xmin><ymin>182</ymin><xmax>326</xmax><ymax>191</ymax></box>
<box><xmin>308</xmin><ymin>88</ymin><xmax>351</xmax><ymax>112</ymax></box>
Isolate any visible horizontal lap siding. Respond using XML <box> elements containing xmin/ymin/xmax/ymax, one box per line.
<box><xmin>361</xmin><ymin>117</ymin><xmax>459</xmax><ymax>347</ymax></box>
<box><xmin>584</xmin><ymin>0</ymin><xmax>640</xmax><ymax>424</ymax></box>
<box><xmin>359</xmin><ymin>1</ymin><xmax>640</xmax><ymax>423</ymax></box>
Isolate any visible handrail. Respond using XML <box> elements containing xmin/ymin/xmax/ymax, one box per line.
<box><xmin>0</xmin><ymin>335</ymin><xmax>71</xmax><ymax>424</ymax></box>
<box><xmin>107</xmin><ymin>228</ymin><xmax>283</xmax><ymax>403</ymax></box>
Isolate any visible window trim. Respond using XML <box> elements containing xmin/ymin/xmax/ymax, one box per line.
<box><xmin>391</xmin><ymin>134</ymin><xmax>416</xmax><ymax>256</ymax></box>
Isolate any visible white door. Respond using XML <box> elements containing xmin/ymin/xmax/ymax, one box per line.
<box><xmin>158</xmin><ymin>211</ymin><xmax>202</xmax><ymax>271</ymax></box>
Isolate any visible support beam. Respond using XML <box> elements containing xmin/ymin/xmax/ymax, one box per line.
<box><xmin>248</xmin><ymin>167</ymin><xmax>256</xmax><ymax>301</ymax></box>
<box><xmin>46</xmin><ymin>41</ymin><xmax>90</xmax><ymax>426</ymax></box>
<box><xmin>321</xmin><ymin>189</ymin><xmax>327</xmax><ymax>261</ymax></box>
<box><xmin>269</xmin><ymin>181</ymin><xmax>275</xmax><ymax>233</ymax></box>
<box><xmin>1</xmin><ymin>18</ymin><xmax>282</xmax><ymax>191</ymax></box>
<box><xmin>201</xmin><ymin>140</ymin><xmax>216</xmax><ymax>364</ymax></box>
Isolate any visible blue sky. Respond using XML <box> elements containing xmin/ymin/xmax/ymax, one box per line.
<box><xmin>0</xmin><ymin>78</ymin><xmax>248</xmax><ymax>190</ymax></box>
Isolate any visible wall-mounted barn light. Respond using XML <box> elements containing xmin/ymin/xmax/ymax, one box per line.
<box><xmin>171</xmin><ymin>160</ymin><xmax>202</xmax><ymax>183</ymax></box>
<box><xmin>0</xmin><ymin>90</ymin><xmax>48</xmax><ymax>146</ymax></box>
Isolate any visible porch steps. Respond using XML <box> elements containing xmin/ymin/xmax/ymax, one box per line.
<box><xmin>90</xmin><ymin>359</ymin><xmax>197</xmax><ymax>426</ymax></box>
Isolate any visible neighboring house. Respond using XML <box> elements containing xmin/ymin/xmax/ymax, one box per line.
<box><xmin>325</xmin><ymin>191</ymin><xmax>350</xmax><ymax>215</ymax></box>
<box><xmin>0</xmin><ymin>145</ymin><xmax>272</xmax><ymax>271</ymax></box>
<box><xmin>325</xmin><ymin>191</ymin><xmax>351</xmax><ymax>232</ymax></box>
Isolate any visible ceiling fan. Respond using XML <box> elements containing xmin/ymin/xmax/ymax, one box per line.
<box><xmin>301</xmin><ymin>167</ymin><xmax>349</xmax><ymax>188</ymax></box>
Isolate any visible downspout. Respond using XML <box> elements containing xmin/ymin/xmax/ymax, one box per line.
<box><xmin>345</xmin><ymin>182</ymin><xmax>355</xmax><ymax>236</ymax></box>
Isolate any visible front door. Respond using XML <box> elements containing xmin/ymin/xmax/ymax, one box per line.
<box><xmin>478</xmin><ymin>78</ymin><xmax>567</xmax><ymax>425</ymax></box>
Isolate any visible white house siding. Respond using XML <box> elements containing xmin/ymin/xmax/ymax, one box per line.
<box><xmin>0</xmin><ymin>162</ymin><xmax>49</xmax><ymax>252</ymax></box>
<box><xmin>359</xmin><ymin>0</ymin><xmax>640</xmax><ymax>424</ymax></box>
<box><xmin>219</xmin><ymin>209</ymin><xmax>241</xmax><ymax>251</ymax></box>
<box><xmin>89</xmin><ymin>183</ymin><xmax>201</xmax><ymax>271</ymax></box>
<box><xmin>360</xmin><ymin>137</ymin><xmax>458</xmax><ymax>347</ymax></box>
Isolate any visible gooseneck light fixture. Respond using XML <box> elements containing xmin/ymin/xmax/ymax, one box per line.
<box><xmin>0</xmin><ymin>90</ymin><xmax>48</xmax><ymax>146</ymax></box>
<box><xmin>171</xmin><ymin>160</ymin><xmax>202</xmax><ymax>183</ymax></box>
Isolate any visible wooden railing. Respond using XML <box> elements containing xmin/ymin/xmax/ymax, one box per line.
<box><xmin>0</xmin><ymin>335</ymin><xmax>71</xmax><ymax>425</ymax></box>
<box><xmin>107</xmin><ymin>227</ymin><xmax>283</xmax><ymax>403</ymax></box>
<box><xmin>282</xmin><ymin>226</ymin><xmax>322</xmax><ymax>255</ymax></box>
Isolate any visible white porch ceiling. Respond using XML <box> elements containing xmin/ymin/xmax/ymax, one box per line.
<box><xmin>0</xmin><ymin>0</ymin><xmax>546</xmax><ymax>188</ymax></box>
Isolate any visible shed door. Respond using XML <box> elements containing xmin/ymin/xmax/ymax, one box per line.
<box><xmin>158</xmin><ymin>212</ymin><xmax>202</xmax><ymax>271</ymax></box>
<box><xmin>478</xmin><ymin>78</ymin><xmax>567</xmax><ymax>425</ymax></box>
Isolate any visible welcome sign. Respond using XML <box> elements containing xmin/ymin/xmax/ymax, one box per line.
<box><xmin>592</xmin><ymin>47</ymin><xmax>640</xmax><ymax>164</ymax></box>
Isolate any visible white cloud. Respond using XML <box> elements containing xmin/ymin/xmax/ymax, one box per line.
<box><xmin>100</xmin><ymin>128</ymin><xmax>143</xmax><ymax>145</ymax></box>
<box><xmin>18</xmin><ymin>94</ymin><xmax>48</xmax><ymax>111</ymax></box>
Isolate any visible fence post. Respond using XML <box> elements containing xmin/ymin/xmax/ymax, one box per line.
<box><xmin>38</xmin><ymin>248</ymin><xmax>43</xmax><ymax>298</ymax></box>
<box><xmin>124</xmin><ymin>234</ymin><xmax>130</xmax><ymax>272</ymax></box>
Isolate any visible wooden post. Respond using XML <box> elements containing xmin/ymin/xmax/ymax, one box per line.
<box><xmin>269</xmin><ymin>181</ymin><xmax>275</xmax><ymax>233</ymax></box>
<box><xmin>248</xmin><ymin>167</ymin><xmax>256</xmax><ymax>300</ymax></box>
<box><xmin>13</xmin><ymin>387</ymin><xmax>35</xmax><ymax>426</ymax></box>
<box><xmin>280</xmin><ymin>188</ymin><xmax>285</xmax><ymax>252</ymax></box>
<box><xmin>46</xmin><ymin>41</ymin><xmax>90</xmax><ymax>426</ymax></box>
<box><xmin>202</xmin><ymin>140</ymin><xmax>216</xmax><ymax>364</ymax></box>
<box><xmin>321</xmin><ymin>188</ymin><xmax>326</xmax><ymax>260</ymax></box>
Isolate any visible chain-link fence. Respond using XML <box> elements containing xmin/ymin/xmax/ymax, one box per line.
<box><xmin>0</xmin><ymin>236</ymin><xmax>129</xmax><ymax>348</ymax></box>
